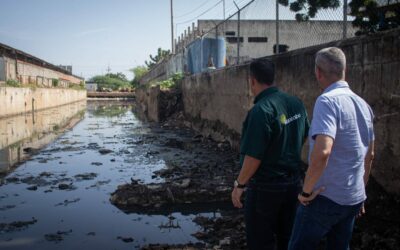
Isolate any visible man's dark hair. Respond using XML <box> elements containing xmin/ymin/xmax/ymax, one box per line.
<box><xmin>249</xmin><ymin>59</ymin><xmax>275</xmax><ymax>85</ymax></box>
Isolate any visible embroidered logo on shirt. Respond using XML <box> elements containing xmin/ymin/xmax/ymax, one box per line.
<box><xmin>280</xmin><ymin>114</ymin><xmax>301</xmax><ymax>125</ymax></box>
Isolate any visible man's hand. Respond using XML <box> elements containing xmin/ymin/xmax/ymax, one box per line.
<box><xmin>298</xmin><ymin>187</ymin><xmax>325</xmax><ymax>206</ymax></box>
<box><xmin>357</xmin><ymin>203</ymin><xmax>366</xmax><ymax>218</ymax></box>
<box><xmin>231</xmin><ymin>187</ymin><xmax>245</xmax><ymax>208</ymax></box>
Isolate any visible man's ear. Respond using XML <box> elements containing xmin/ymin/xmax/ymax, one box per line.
<box><xmin>250</xmin><ymin>76</ymin><xmax>256</xmax><ymax>86</ymax></box>
<box><xmin>315</xmin><ymin>66</ymin><xmax>321</xmax><ymax>81</ymax></box>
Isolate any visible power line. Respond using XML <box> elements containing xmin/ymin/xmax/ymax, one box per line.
<box><xmin>175</xmin><ymin>0</ymin><xmax>214</xmax><ymax>19</ymax></box>
<box><xmin>175</xmin><ymin>0</ymin><xmax>223</xmax><ymax>25</ymax></box>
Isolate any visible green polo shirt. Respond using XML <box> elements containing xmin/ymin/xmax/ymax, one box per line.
<box><xmin>240</xmin><ymin>86</ymin><xmax>309</xmax><ymax>185</ymax></box>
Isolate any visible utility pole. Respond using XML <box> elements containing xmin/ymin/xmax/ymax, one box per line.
<box><xmin>223</xmin><ymin>0</ymin><xmax>226</xmax><ymax>20</ymax></box>
<box><xmin>275</xmin><ymin>0</ymin><xmax>280</xmax><ymax>54</ymax></box>
<box><xmin>170</xmin><ymin>0</ymin><xmax>174</xmax><ymax>54</ymax></box>
<box><xmin>343</xmin><ymin>0</ymin><xmax>348</xmax><ymax>39</ymax></box>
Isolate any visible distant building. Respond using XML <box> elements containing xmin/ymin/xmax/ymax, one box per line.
<box><xmin>195</xmin><ymin>19</ymin><xmax>358</xmax><ymax>64</ymax></box>
<box><xmin>85</xmin><ymin>82</ymin><xmax>98</xmax><ymax>92</ymax></box>
<box><xmin>0</xmin><ymin>42</ymin><xmax>83</xmax><ymax>87</ymax></box>
<box><xmin>58</xmin><ymin>65</ymin><xmax>73</xmax><ymax>74</ymax></box>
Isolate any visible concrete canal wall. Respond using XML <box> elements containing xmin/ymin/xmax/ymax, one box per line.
<box><xmin>0</xmin><ymin>87</ymin><xmax>87</xmax><ymax>118</ymax></box>
<box><xmin>181</xmin><ymin>28</ymin><xmax>400</xmax><ymax>195</ymax></box>
<box><xmin>136</xmin><ymin>28</ymin><xmax>400</xmax><ymax>194</ymax></box>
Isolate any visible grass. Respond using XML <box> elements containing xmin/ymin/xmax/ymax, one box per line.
<box><xmin>4</xmin><ymin>79</ymin><xmax>85</xmax><ymax>91</ymax></box>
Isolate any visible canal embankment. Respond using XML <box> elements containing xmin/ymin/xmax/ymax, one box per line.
<box><xmin>132</xmin><ymin>29</ymin><xmax>400</xmax><ymax>249</ymax></box>
<box><xmin>138</xmin><ymin>28</ymin><xmax>400</xmax><ymax>196</ymax></box>
<box><xmin>0</xmin><ymin>87</ymin><xmax>86</xmax><ymax>118</ymax></box>
<box><xmin>0</xmin><ymin>42</ymin><xmax>87</xmax><ymax>118</ymax></box>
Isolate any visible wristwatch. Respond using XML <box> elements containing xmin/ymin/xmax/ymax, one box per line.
<box><xmin>234</xmin><ymin>180</ymin><xmax>246</xmax><ymax>189</ymax></box>
<box><xmin>300</xmin><ymin>191</ymin><xmax>312</xmax><ymax>198</ymax></box>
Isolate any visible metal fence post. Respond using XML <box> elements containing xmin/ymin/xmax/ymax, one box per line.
<box><xmin>276</xmin><ymin>0</ymin><xmax>280</xmax><ymax>54</ymax></box>
<box><xmin>237</xmin><ymin>10</ymin><xmax>240</xmax><ymax>64</ymax></box>
<box><xmin>216</xmin><ymin>25</ymin><xmax>219</xmax><ymax>67</ymax></box>
<box><xmin>343</xmin><ymin>0</ymin><xmax>348</xmax><ymax>39</ymax></box>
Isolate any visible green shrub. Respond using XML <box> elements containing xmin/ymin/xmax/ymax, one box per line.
<box><xmin>52</xmin><ymin>79</ymin><xmax>59</xmax><ymax>87</ymax></box>
<box><xmin>159</xmin><ymin>73</ymin><xmax>184</xmax><ymax>89</ymax></box>
<box><xmin>6</xmin><ymin>79</ymin><xmax>21</xmax><ymax>87</ymax></box>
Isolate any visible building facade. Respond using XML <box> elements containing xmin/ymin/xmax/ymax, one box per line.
<box><xmin>0</xmin><ymin>43</ymin><xmax>84</xmax><ymax>87</ymax></box>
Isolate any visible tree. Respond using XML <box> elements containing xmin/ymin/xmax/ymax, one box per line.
<box><xmin>130</xmin><ymin>65</ymin><xmax>149</xmax><ymax>87</ymax></box>
<box><xmin>278</xmin><ymin>0</ymin><xmax>340</xmax><ymax>22</ymax></box>
<box><xmin>145</xmin><ymin>48</ymin><xmax>171</xmax><ymax>68</ymax></box>
<box><xmin>90</xmin><ymin>72</ymin><xmax>130</xmax><ymax>91</ymax></box>
<box><xmin>279</xmin><ymin>0</ymin><xmax>399</xmax><ymax>34</ymax></box>
<box><xmin>349</xmin><ymin>0</ymin><xmax>399</xmax><ymax>34</ymax></box>
<box><xmin>105</xmin><ymin>72</ymin><xmax>128</xmax><ymax>82</ymax></box>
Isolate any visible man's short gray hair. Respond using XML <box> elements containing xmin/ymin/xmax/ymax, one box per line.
<box><xmin>315</xmin><ymin>47</ymin><xmax>346</xmax><ymax>79</ymax></box>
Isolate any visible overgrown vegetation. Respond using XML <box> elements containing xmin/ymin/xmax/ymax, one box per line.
<box><xmin>5</xmin><ymin>79</ymin><xmax>21</xmax><ymax>87</ymax></box>
<box><xmin>147</xmin><ymin>73</ymin><xmax>184</xmax><ymax>90</ymax></box>
<box><xmin>52</xmin><ymin>79</ymin><xmax>59</xmax><ymax>87</ymax></box>
<box><xmin>69</xmin><ymin>83</ymin><xmax>86</xmax><ymax>90</ymax></box>
<box><xmin>90</xmin><ymin>72</ymin><xmax>131</xmax><ymax>91</ymax></box>
<box><xmin>130</xmin><ymin>65</ymin><xmax>149</xmax><ymax>87</ymax></box>
<box><xmin>145</xmin><ymin>48</ymin><xmax>171</xmax><ymax>68</ymax></box>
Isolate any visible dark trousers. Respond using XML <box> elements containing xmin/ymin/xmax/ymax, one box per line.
<box><xmin>288</xmin><ymin>195</ymin><xmax>363</xmax><ymax>250</ymax></box>
<box><xmin>245</xmin><ymin>180</ymin><xmax>301</xmax><ymax>250</ymax></box>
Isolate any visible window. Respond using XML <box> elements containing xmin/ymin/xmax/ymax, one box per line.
<box><xmin>225</xmin><ymin>31</ymin><xmax>236</xmax><ymax>36</ymax></box>
<box><xmin>226</xmin><ymin>37</ymin><xmax>243</xmax><ymax>43</ymax></box>
<box><xmin>273</xmin><ymin>44</ymin><xmax>289</xmax><ymax>53</ymax></box>
<box><xmin>248</xmin><ymin>37</ymin><xmax>268</xmax><ymax>43</ymax></box>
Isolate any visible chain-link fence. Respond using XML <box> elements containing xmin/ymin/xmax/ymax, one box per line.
<box><xmin>172</xmin><ymin>0</ymin><xmax>357</xmax><ymax>75</ymax></box>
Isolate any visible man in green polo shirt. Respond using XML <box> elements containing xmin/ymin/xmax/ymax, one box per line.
<box><xmin>231</xmin><ymin>58</ymin><xmax>309</xmax><ymax>250</ymax></box>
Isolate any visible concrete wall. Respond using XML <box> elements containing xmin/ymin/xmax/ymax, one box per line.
<box><xmin>0</xmin><ymin>87</ymin><xmax>87</xmax><ymax>118</ymax></box>
<box><xmin>182</xmin><ymin>28</ymin><xmax>400</xmax><ymax>194</ymax></box>
<box><xmin>135</xmin><ymin>86</ymin><xmax>161</xmax><ymax>122</ymax></box>
<box><xmin>182</xmin><ymin>66</ymin><xmax>251</xmax><ymax>147</ymax></box>
<box><xmin>0</xmin><ymin>57</ymin><xmax>5</xmax><ymax>82</ymax></box>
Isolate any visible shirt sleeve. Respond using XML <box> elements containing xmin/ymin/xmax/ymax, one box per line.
<box><xmin>303</xmin><ymin>105</ymin><xmax>310</xmax><ymax>141</ymax></box>
<box><xmin>311</xmin><ymin>96</ymin><xmax>337</xmax><ymax>140</ymax></box>
<box><xmin>240</xmin><ymin>106</ymin><xmax>270</xmax><ymax>160</ymax></box>
<box><xmin>368</xmin><ymin>105</ymin><xmax>375</xmax><ymax>142</ymax></box>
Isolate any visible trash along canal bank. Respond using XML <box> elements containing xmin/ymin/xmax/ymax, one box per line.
<box><xmin>1</xmin><ymin>99</ymin><xmax>399</xmax><ymax>250</ymax></box>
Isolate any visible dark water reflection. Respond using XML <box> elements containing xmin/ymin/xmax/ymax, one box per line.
<box><xmin>0</xmin><ymin>100</ymin><xmax>220</xmax><ymax>249</ymax></box>
<box><xmin>0</xmin><ymin>101</ymin><xmax>86</xmax><ymax>174</ymax></box>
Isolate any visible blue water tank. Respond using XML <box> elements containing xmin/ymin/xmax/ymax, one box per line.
<box><xmin>186</xmin><ymin>37</ymin><xmax>226</xmax><ymax>74</ymax></box>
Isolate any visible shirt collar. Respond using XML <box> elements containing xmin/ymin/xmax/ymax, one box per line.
<box><xmin>254</xmin><ymin>86</ymin><xmax>278</xmax><ymax>104</ymax></box>
<box><xmin>323</xmin><ymin>80</ymin><xmax>349</xmax><ymax>93</ymax></box>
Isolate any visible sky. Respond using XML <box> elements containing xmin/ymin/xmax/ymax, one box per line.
<box><xmin>0</xmin><ymin>0</ymin><xmax>254</xmax><ymax>80</ymax></box>
<box><xmin>0</xmin><ymin>0</ymin><xmax>345</xmax><ymax>80</ymax></box>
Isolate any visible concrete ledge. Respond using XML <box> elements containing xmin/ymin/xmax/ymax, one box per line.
<box><xmin>87</xmin><ymin>92</ymin><xmax>135</xmax><ymax>98</ymax></box>
<box><xmin>0</xmin><ymin>87</ymin><xmax>87</xmax><ymax>118</ymax></box>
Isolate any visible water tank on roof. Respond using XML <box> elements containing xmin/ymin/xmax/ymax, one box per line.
<box><xmin>186</xmin><ymin>37</ymin><xmax>226</xmax><ymax>74</ymax></box>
